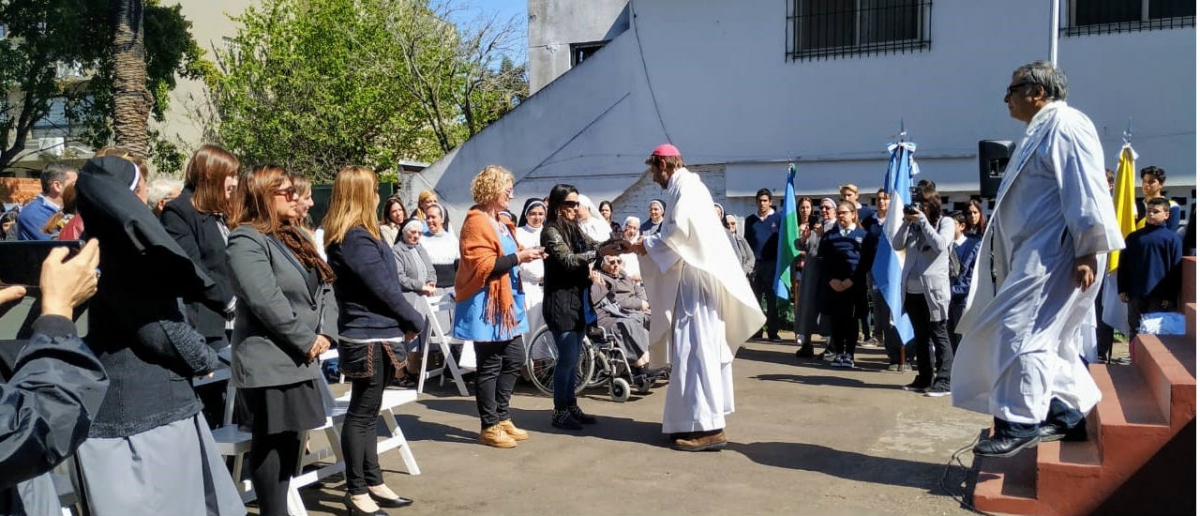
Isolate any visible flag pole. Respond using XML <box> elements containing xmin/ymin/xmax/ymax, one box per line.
<box><xmin>1050</xmin><ymin>0</ymin><xmax>1060</xmax><ymax>65</ymax></box>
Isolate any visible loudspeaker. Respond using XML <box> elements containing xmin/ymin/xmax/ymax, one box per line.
<box><xmin>978</xmin><ymin>140</ymin><xmax>1015</xmax><ymax>198</ymax></box>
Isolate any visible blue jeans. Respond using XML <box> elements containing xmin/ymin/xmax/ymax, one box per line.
<box><xmin>551</xmin><ymin>331</ymin><xmax>583</xmax><ymax>409</ymax></box>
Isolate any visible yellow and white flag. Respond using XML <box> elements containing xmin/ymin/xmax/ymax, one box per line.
<box><xmin>1107</xmin><ymin>143</ymin><xmax>1138</xmax><ymax>274</ymax></box>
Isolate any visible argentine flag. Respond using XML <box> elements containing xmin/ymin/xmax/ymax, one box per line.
<box><xmin>870</xmin><ymin>142</ymin><xmax>917</xmax><ymax>344</ymax></box>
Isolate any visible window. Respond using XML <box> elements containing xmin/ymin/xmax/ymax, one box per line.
<box><xmin>788</xmin><ymin>0</ymin><xmax>932</xmax><ymax>61</ymax></box>
<box><xmin>1064</xmin><ymin>0</ymin><xmax>1194</xmax><ymax>36</ymax></box>
<box><xmin>570</xmin><ymin>41</ymin><xmax>608</xmax><ymax>67</ymax></box>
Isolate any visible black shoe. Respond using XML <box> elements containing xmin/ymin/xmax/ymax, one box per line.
<box><xmin>344</xmin><ymin>494</ymin><xmax>388</xmax><ymax>516</ymax></box>
<box><xmin>901</xmin><ymin>381</ymin><xmax>930</xmax><ymax>393</ymax></box>
<box><xmin>768</xmin><ymin>334</ymin><xmax>782</xmax><ymax>342</ymax></box>
<box><xmin>973</xmin><ymin>434</ymin><xmax>1040</xmax><ymax>458</ymax></box>
<box><xmin>568</xmin><ymin>405</ymin><xmax>597</xmax><ymax>424</ymax></box>
<box><xmin>1038</xmin><ymin>422</ymin><xmax>1087</xmax><ymax>443</ymax></box>
<box><xmin>752</xmin><ymin>332</ymin><xmax>764</xmax><ymax>340</ymax></box>
<box><xmin>551</xmin><ymin>409</ymin><xmax>583</xmax><ymax>430</ymax></box>
<box><xmin>369</xmin><ymin>490</ymin><xmax>414</xmax><ymax>508</ymax></box>
<box><xmin>795</xmin><ymin>346</ymin><xmax>815</xmax><ymax>358</ymax></box>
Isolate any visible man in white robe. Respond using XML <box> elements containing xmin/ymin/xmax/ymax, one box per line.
<box><xmin>952</xmin><ymin>61</ymin><xmax>1124</xmax><ymax>458</ymax></box>
<box><xmin>629</xmin><ymin>144</ymin><xmax>765</xmax><ymax>452</ymax></box>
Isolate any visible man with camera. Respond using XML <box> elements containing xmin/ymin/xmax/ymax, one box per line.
<box><xmin>952</xmin><ymin>61</ymin><xmax>1123</xmax><ymax>457</ymax></box>
<box><xmin>0</xmin><ymin>239</ymin><xmax>106</xmax><ymax>514</ymax></box>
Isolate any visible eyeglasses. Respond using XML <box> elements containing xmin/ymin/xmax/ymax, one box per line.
<box><xmin>1005</xmin><ymin>81</ymin><xmax>1032</xmax><ymax>96</ymax></box>
<box><xmin>562</xmin><ymin>201</ymin><xmax>579</xmax><ymax>208</ymax></box>
<box><xmin>273</xmin><ymin>186</ymin><xmax>297</xmax><ymax>201</ymax></box>
<box><xmin>819</xmin><ymin>206</ymin><xmax>832</xmax><ymax>211</ymax></box>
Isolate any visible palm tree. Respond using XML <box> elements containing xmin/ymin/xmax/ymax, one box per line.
<box><xmin>111</xmin><ymin>0</ymin><xmax>150</xmax><ymax>158</ymax></box>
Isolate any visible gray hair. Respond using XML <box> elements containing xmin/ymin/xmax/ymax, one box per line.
<box><xmin>1012</xmin><ymin>60</ymin><xmax>1068</xmax><ymax>102</ymax></box>
<box><xmin>146</xmin><ymin>177</ymin><xmax>183</xmax><ymax>206</ymax></box>
<box><xmin>624</xmin><ymin>216</ymin><xmax>641</xmax><ymax>227</ymax></box>
<box><xmin>40</xmin><ymin>162</ymin><xmax>76</xmax><ymax>194</ymax></box>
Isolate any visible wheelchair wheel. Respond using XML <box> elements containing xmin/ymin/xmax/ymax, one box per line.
<box><xmin>610</xmin><ymin>378</ymin><xmax>630</xmax><ymax>402</ymax></box>
<box><xmin>525</xmin><ymin>326</ymin><xmax>595</xmax><ymax>397</ymax></box>
<box><xmin>583</xmin><ymin>340</ymin><xmax>608</xmax><ymax>389</ymax></box>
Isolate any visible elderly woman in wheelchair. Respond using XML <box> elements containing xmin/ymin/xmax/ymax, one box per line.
<box><xmin>590</xmin><ymin>254</ymin><xmax>668</xmax><ymax>394</ymax></box>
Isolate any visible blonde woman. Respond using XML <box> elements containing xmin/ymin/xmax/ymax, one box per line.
<box><xmin>324</xmin><ymin>167</ymin><xmax>423</xmax><ymax>515</ymax></box>
<box><xmin>453</xmin><ymin>166</ymin><xmax>544</xmax><ymax>448</ymax></box>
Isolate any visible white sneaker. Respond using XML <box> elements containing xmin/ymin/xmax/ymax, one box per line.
<box><xmin>843</xmin><ymin>355</ymin><xmax>855</xmax><ymax>369</ymax></box>
<box><xmin>822</xmin><ymin>350</ymin><xmax>836</xmax><ymax>362</ymax></box>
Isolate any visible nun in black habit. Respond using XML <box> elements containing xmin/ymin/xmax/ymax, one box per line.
<box><xmin>71</xmin><ymin>156</ymin><xmax>244</xmax><ymax>516</ymax></box>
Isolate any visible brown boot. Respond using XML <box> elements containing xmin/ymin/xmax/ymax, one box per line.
<box><xmin>480</xmin><ymin>424</ymin><xmax>517</xmax><ymax>448</ymax></box>
<box><xmin>673</xmin><ymin>430</ymin><xmax>727</xmax><ymax>452</ymax></box>
<box><xmin>497</xmin><ymin>419</ymin><xmax>529</xmax><ymax>441</ymax></box>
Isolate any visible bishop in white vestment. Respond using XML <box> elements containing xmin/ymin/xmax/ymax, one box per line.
<box><xmin>631</xmin><ymin>144</ymin><xmax>765</xmax><ymax>452</ymax></box>
<box><xmin>952</xmin><ymin>62</ymin><xmax>1123</xmax><ymax>458</ymax></box>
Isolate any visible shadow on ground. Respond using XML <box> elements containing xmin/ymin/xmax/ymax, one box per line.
<box><xmin>752</xmin><ymin>373</ymin><xmax>905</xmax><ymax>391</ymax></box>
<box><xmin>415</xmin><ymin>398</ymin><xmax>665</xmax><ymax>447</ymax></box>
<box><xmin>727</xmin><ymin>440</ymin><xmax>972</xmax><ymax>497</ymax></box>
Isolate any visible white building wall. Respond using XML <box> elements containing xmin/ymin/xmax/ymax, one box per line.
<box><xmin>422</xmin><ymin>0</ymin><xmax>1196</xmax><ymax>222</ymax></box>
<box><xmin>528</xmin><ymin>0</ymin><xmax>630</xmax><ymax>93</ymax></box>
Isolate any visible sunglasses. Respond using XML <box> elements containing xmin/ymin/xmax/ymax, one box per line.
<box><xmin>273</xmin><ymin>186</ymin><xmax>297</xmax><ymax>201</ymax></box>
<box><xmin>562</xmin><ymin>201</ymin><xmax>579</xmax><ymax>209</ymax></box>
<box><xmin>1005</xmin><ymin>81</ymin><xmax>1032</xmax><ymax>96</ymax></box>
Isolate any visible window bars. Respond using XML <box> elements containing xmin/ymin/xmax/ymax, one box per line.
<box><xmin>1063</xmin><ymin>0</ymin><xmax>1194</xmax><ymax>36</ymax></box>
<box><xmin>787</xmin><ymin>0</ymin><xmax>933</xmax><ymax>61</ymax></box>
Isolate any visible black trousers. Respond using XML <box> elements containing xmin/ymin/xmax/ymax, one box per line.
<box><xmin>855</xmin><ymin>288</ymin><xmax>871</xmax><ymax>340</ymax></box>
<box><xmin>826</xmin><ymin>288</ymin><xmax>859</xmax><ymax>357</ymax></box>
<box><xmin>948</xmin><ymin>300</ymin><xmax>966</xmax><ymax>354</ymax></box>
<box><xmin>249</xmin><ymin>430</ymin><xmax>302</xmax><ymax>516</ymax></box>
<box><xmin>1095</xmin><ymin>292</ymin><xmax>1114</xmax><ymax>361</ymax></box>
<box><xmin>341</xmin><ymin>342</ymin><xmax>396</xmax><ymax>495</ymax></box>
<box><xmin>751</xmin><ymin>260</ymin><xmax>780</xmax><ymax>337</ymax></box>
<box><xmin>474</xmin><ymin>338</ymin><xmax>523</xmax><ymax>429</ymax></box>
<box><xmin>904</xmin><ymin>293</ymin><xmax>954</xmax><ymax>389</ymax></box>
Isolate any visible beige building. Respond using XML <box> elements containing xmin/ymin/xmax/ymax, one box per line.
<box><xmin>153</xmin><ymin>0</ymin><xmax>255</xmax><ymax>166</ymax></box>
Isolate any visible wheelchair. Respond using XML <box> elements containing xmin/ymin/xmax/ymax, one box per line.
<box><xmin>523</xmin><ymin>325</ymin><xmax>663</xmax><ymax>402</ymax></box>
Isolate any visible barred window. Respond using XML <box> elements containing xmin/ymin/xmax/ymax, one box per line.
<box><xmin>787</xmin><ymin>0</ymin><xmax>932</xmax><ymax>61</ymax></box>
<box><xmin>1064</xmin><ymin>0</ymin><xmax>1194</xmax><ymax>36</ymax></box>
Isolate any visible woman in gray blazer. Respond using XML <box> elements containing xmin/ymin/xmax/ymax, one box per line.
<box><xmin>891</xmin><ymin>184</ymin><xmax>956</xmax><ymax>397</ymax></box>
<box><xmin>227</xmin><ymin>166</ymin><xmax>338</xmax><ymax>516</ymax></box>
<box><xmin>392</xmin><ymin>217</ymin><xmax>436</xmax><ymax>383</ymax></box>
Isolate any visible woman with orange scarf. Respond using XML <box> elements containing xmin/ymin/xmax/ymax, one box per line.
<box><xmin>453</xmin><ymin>165</ymin><xmax>546</xmax><ymax>448</ymax></box>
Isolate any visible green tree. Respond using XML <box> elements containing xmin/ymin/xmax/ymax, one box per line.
<box><xmin>210</xmin><ymin>0</ymin><xmax>528</xmax><ymax>180</ymax></box>
<box><xmin>0</xmin><ymin>0</ymin><xmax>210</xmax><ymax>172</ymax></box>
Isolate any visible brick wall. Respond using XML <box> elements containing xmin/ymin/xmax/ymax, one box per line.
<box><xmin>0</xmin><ymin>178</ymin><xmax>43</xmax><ymax>206</ymax></box>
<box><xmin>610</xmin><ymin>164</ymin><xmax>734</xmax><ymax>226</ymax></box>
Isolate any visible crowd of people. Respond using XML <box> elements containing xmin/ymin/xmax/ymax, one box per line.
<box><xmin>0</xmin><ymin>60</ymin><xmax>1194</xmax><ymax>514</ymax></box>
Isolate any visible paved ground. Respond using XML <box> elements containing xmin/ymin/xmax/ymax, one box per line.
<box><xmin>276</xmin><ymin>335</ymin><xmax>1131</xmax><ymax>516</ymax></box>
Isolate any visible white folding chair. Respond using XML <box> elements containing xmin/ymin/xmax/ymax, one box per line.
<box><xmin>418</xmin><ymin>292</ymin><xmax>475</xmax><ymax>396</ymax></box>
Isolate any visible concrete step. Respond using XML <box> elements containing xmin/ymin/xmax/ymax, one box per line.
<box><xmin>973</xmin><ymin>447</ymin><xmax>1039</xmax><ymax>515</ymax></box>
<box><xmin>1131</xmin><ymin>333</ymin><xmax>1197</xmax><ymax>433</ymax></box>
<box><xmin>1186</xmin><ymin>302</ymin><xmax>1196</xmax><ymax>341</ymax></box>
<box><xmin>1183</xmin><ymin>257</ymin><xmax>1195</xmax><ymax>306</ymax></box>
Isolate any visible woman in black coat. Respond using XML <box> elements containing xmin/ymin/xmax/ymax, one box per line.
<box><xmin>541</xmin><ymin>184</ymin><xmax>621</xmax><ymax>431</ymax></box>
<box><xmin>160</xmin><ymin>144</ymin><xmax>241</xmax><ymax>351</ymax></box>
